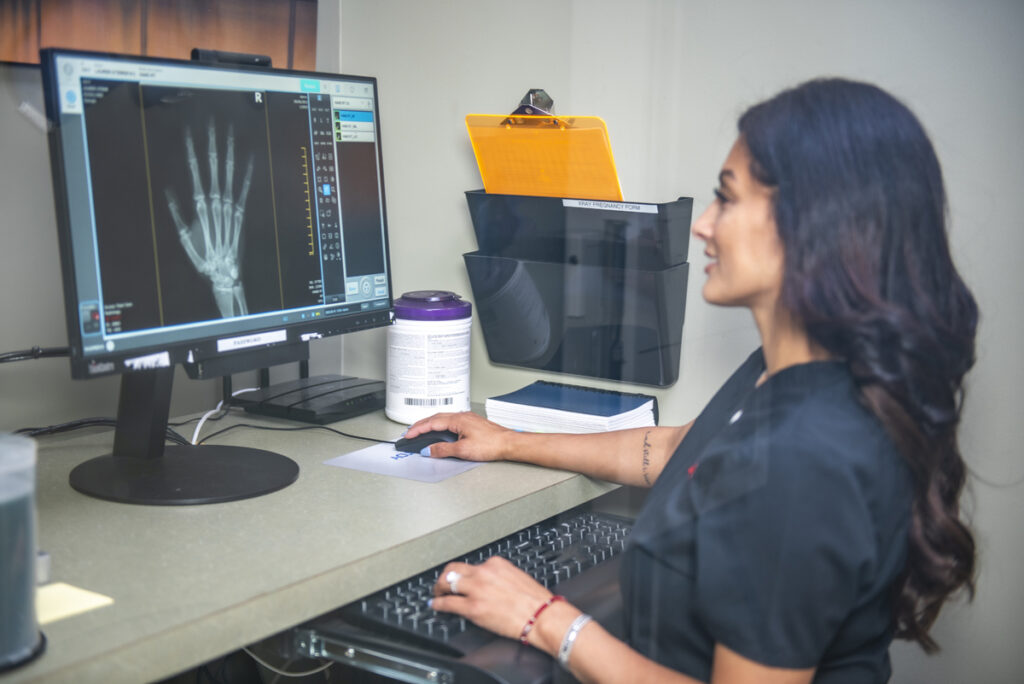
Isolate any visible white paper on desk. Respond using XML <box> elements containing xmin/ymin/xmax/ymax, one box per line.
<box><xmin>324</xmin><ymin>442</ymin><xmax>483</xmax><ymax>483</ymax></box>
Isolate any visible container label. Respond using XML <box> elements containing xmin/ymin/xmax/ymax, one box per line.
<box><xmin>562</xmin><ymin>199</ymin><xmax>658</xmax><ymax>214</ymax></box>
<box><xmin>386</xmin><ymin>319</ymin><xmax>471</xmax><ymax>423</ymax></box>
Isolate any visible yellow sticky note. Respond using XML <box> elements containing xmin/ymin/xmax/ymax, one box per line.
<box><xmin>36</xmin><ymin>582</ymin><xmax>114</xmax><ymax>625</ymax></box>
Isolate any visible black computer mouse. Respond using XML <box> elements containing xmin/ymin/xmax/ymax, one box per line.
<box><xmin>393</xmin><ymin>430</ymin><xmax>460</xmax><ymax>453</ymax></box>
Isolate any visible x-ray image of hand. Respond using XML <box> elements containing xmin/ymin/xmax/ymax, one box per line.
<box><xmin>165</xmin><ymin>121</ymin><xmax>253</xmax><ymax>318</ymax></box>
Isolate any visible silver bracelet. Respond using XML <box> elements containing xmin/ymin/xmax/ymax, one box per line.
<box><xmin>557</xmin><ymin>613</ymin><xmax>593</xmax><ymax>668</ymax></box>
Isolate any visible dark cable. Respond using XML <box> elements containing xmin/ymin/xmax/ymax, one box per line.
<box><xmin>0</xmin><ymin>346</ymin><xmax>70</xmax><ymax>363</ymax></box>
<box><xmin>198</xmin><ymin>422</ymin><xmax>396</xmax><ymax>446</ymax></box>
<box><xmin>16</xmin><ymin>408</ymin><xmax>391</xmax><ymax>448</ymax></box>
<box><xmin>166</xmin><ymin>427</ymin><xmax>191</xmax><ymax>445</ymax></box>
<box><xmin>14</xmin><ymin>417</ymin><xmax>117</xmax><ymax>436</ymax></box>
<box><xmin>15</xmin><ymin>417</ymin><xmax>191</xmax><ymax>446</ymax></box>
<box><xmin>168</xmin><ymin>407</ymin><xmax>231</xmax><ymax>428</ymax></box>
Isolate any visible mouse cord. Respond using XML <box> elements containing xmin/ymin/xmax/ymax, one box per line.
<box><xmin>197</xmin><ymin>421</ymin><xmax>396</xmax><ymax>446</ymax></box>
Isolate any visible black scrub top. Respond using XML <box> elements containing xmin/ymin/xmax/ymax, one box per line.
<box><xmin>621</xmin><ymin>349</ymin><xmax>913</xmax><ymax>683</ymax></box>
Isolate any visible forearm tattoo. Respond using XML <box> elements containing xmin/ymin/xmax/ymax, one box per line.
<box><xmin>641</xmin><ymin>430</ymin><xmax>653</xmax><ymax>485</ymax></box>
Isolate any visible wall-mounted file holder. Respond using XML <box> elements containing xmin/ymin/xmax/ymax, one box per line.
<box><xmin>463</xmin><ymin>190</ymin><xmax>692</xmax><ymax>387</ymax></box>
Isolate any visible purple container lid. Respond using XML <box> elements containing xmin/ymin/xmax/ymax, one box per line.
<box><xmin>394</xmin><ymin>290</ymin><xmax>472</xmax><ymax>321</ymax></box>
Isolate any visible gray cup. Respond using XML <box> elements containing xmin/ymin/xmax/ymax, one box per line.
<box><xmin>0</xmin><ymin>433</ymin><xmax>45</xmax><ymax>672</ymax></box>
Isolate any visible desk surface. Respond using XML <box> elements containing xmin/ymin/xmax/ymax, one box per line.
<box><xmin>5</xmin><ymin>410</ymin><xmax>617</xmax><ymax>683</ymax></box>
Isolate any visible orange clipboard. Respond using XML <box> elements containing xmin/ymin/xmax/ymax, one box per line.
<box><xmin>465</xmin><ymin>114</ymin><xmax>623</xmax><ymax>201</ymax></box>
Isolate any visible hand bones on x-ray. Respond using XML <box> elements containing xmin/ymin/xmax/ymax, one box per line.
<box><xmin>165</xmin><ymin>121</ymin><xmax>253</xmax><ymax>318</ymax></box>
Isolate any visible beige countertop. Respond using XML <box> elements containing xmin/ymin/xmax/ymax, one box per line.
<box><xmin>5</xmin><ymin>410</ymin><xmax>617</xmax><ymax>683</ymax></box>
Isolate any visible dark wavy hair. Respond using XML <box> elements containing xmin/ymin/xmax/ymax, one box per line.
<box><xmin>738</xmin><ymin>78</ymin><xmax>978</xmax><ymax>652</ymax></box>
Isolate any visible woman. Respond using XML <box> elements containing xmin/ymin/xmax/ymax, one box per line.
<box><xmin>406</xmin><ymin>78</ymin><xmax>977</xmax><ymax>683</ymax></box>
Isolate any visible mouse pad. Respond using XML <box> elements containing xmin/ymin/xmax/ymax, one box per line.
<box><xmin>323</xmin><ymin>443</ymin><xmax>483</xmax><ymax>483</ymax></box>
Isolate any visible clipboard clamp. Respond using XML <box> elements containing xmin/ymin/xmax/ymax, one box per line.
<box><xmin>511</xmin><ymin>88</ymin><xmax>554</xmax><ymax>115</ymax></box>
<box><xmin>503</xmin><ymin>88</ymin><xmax>570</xmax><ymax>127</ymax></box>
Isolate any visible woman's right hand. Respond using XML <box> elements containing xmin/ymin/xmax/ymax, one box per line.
<box><xmin>403</xmin><ymin>411</ymin><xmax>515</xmax><ymax>461</ymax></box>
<box><xmin>407</xmin><ymin>413</ymin><xmax>692</xmax><ymax>488</ymax></box>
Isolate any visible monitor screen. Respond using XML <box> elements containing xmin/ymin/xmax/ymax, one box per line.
<box><xmin>39</xmin><ymin>48</ymin><xmax>394</xmax><ymax>505</ymax></box>
<box><xmin>42</xmin><ymin>48</ymin><xmax>393</xmax><ymax>379</ymax></box>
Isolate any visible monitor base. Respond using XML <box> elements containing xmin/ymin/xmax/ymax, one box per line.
<box><xmin>69</xmin><ymin>445</ymin><xmax>299</xmax><ymax>506</ymax></box>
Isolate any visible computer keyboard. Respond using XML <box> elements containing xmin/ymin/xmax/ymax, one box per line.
<box><xmin>338</xmin><ymin>510</ymin><xmax>632</xmax><ymax>657</ymax></box>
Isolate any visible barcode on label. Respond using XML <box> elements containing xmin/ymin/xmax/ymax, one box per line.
<box><xmin>404</xmin><ymin>397</ymin><xmax>454</xmax><ymax>407</ymax></box>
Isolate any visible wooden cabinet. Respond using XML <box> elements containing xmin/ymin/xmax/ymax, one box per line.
<box><xmin>1</xmin><ymin>0</ymin><xmax>317</xmax><ymax>70</ymax></box>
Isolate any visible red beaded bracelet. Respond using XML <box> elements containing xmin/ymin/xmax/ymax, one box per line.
<box><xmin>520</xmin><ymin>595</ymin><xmax>565</xmax><ymax>645</ymax></box>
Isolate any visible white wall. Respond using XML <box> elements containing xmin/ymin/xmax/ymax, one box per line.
<box><xmin>331</xmin><ymin>1</ymin><xmax>1024</xmax><ymax>681</ymax></box>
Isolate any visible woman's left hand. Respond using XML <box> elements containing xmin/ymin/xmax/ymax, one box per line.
<box><xmin>431</xmin><ymin>556</ymin><xmax>563</xmax><ymax>642</ymax></box>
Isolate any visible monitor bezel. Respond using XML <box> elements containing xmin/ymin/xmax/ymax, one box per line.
<box><xmin>40</xmin><ymin>47</ymin><xmax>395</xmax><ymax>380</ymax></box>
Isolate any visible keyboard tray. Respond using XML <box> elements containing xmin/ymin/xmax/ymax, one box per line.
<box><xmin>287</xmin><ymin>510</ymin><xmax>632</xmax><ymax>684</ymax></box>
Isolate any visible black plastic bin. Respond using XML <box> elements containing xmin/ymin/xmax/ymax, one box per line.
<box><xmin>463</xmin><ymin>191</ymin><xmax>692</xmax><ymax>387</ymax></box>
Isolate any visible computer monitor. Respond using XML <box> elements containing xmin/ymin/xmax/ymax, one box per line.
<box><xmin>39</xmin><ymin>48</ymin><xmax>394</xmax><ymax>505</ymax></box>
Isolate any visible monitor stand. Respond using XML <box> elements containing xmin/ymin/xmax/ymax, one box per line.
<box><xmin>69</xmin><ymin>367</ymin><xmax>299</xmax><ymax>506</ymax></box>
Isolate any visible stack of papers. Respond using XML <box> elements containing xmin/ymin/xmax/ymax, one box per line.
<box><xmin>485</xmin><ymin>380</ymin><xmax>657</xmax><ymax>433</ymax></box>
